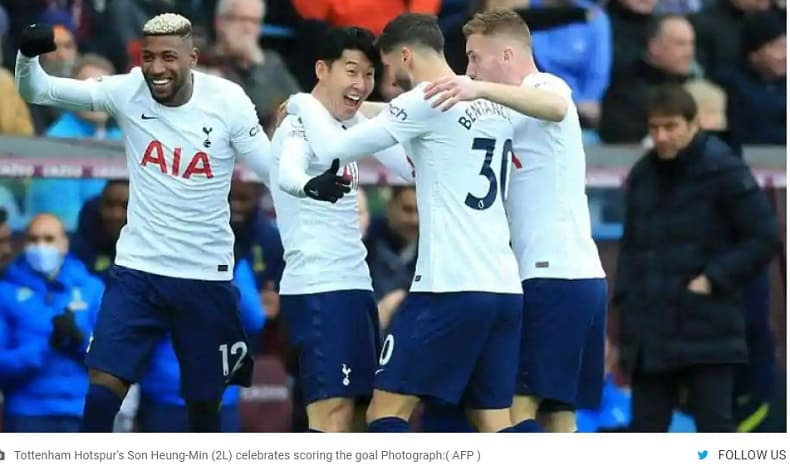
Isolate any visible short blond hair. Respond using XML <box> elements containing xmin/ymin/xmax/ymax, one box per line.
<box><xmin>462</xmin><ymin>9</ymin><xmax>531</xmax><ymax>47</ymax></box>
<box><xmin>142</xmin><ymin>13</ymin><xmax>192</xmax><ymax>37</ymax></box>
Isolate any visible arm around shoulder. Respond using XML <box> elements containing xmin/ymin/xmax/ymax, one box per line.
<box><xmin>477</xmin><ymin>80</ymin><xmax>568</xmax><ymax>122</ymax></box>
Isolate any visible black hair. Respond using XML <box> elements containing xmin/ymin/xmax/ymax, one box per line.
<box><xmin>317</xmin><ymin>27</ymin><xmax>379</xmax><ymax>68</ymax></box>
<box><xmin>377</xmin><ymin>13</ymin><xmax>444</xmax><ymax>54</ymax></box>
<box><xmin>647</xmin><ymin>84</ymin><xmax>698</xmax><ymax>122</ymax></box>
<box><xmin>0</xmin><ymin>207</ymin><xmax>6</xmax><ymax>225</ymax></box>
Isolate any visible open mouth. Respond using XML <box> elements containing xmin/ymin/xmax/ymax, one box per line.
<box><xmin>150</xmin><ymin>78</ymin><xmax>172</xmax><ymax>90</ymax></box>
<box><xmin>343</xmin><ymin>93</ymin><xmax>361</xmax><ymax>108</ymax></box>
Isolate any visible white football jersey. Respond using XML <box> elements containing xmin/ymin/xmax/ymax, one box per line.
<box><xmin>15</xmin><ymin>55</ymin><xmax>271</xmax><ymax>281</ymax></box>
<box><xmin>380</xmin><ymin>84</ymin><xmax>521</xmax><ymax>294</ymax></box>
<box><xmin>507</xmin><ymin>72</ymin><xmax>605</xmax><ymax>280</ymax></box>
<box><xmin>270</xmin><ymin>109</ymin><xmax>372</xmax><ymax>295</ymax></box>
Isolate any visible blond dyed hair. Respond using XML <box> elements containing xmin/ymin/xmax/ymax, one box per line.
<box><xmin>142</xmin><ymin>13</ymin><xmax>192</xmax><ymax>37</ymax></box>
<box><xmin>462</xmin><ymin>9</ymin><xmax>532</xmax><ymax>47</ymax></box>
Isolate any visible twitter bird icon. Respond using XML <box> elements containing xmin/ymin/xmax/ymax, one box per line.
<box><xmin>698</xmin><ymin>451</ymin><xmax>708</xmax><ymax>460</ymax></box>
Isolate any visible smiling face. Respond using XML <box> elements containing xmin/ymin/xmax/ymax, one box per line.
<box><xmin>317</xmin><ymin>49</ymin><xmax>375</xmax><ymax>120</ymax></box>
<box><xmin>141</xmin><ymin>34</ymin><xmax>198</xmax><ymax>105</ymax></box>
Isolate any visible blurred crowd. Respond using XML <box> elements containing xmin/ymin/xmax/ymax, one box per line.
<box><xmin>0</xmin><ymin>0</ymin><xmax>786</xmax><ymax>229</ymax></box>
<box><xmin>0</xmin><ymin>0</ymin><xmax>785</xmax><ymax>432</ymax></box>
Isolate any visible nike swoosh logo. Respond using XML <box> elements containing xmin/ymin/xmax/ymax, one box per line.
<box><xmin>375</xmin><ymin>369</ymin><xmax>384</xmax><ymax>374</ymax></box>
<box><xmin>308</xmin><ymin>189</ymin><xmax>319</xmax><ymax>197</ymax></box>
<box><xmin>141</xmin><ymin>113</ymin><xmax>157</xmax><ymax>120</ymax></box>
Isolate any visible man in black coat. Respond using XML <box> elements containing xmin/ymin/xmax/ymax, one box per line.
<box><xmin>613</xmin><ymin>84</ymin><xmax>779</xmax><ymax>432</ymax></box>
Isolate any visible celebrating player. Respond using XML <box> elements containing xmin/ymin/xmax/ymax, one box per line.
<box><xmin>15</xmin><ymin>14</ymin><xmax>272</xmax><ymax>432</ymax></box>
<box><xmin>270</xmin><ymin>26</ymin><xmax>412</xmax><ymax>432</ymax></box>
<box><xmin>424</xmin><ymin>9</ymin><xmax>608</xmax><ymax>433</ymax></box>
<box><xmin>286</xmin><ymin>13</ymin><xmax>522</xmax><ymax>433</ymax></box>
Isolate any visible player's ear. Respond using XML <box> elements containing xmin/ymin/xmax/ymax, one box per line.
<box><xmin>190</xmin><ymin>48</ymin><xmax>199</xmax><ymax>66</ymax></box>
<box><xmin>315</xmin><ymin>60</ymin><xmax>329</xmax><ymax>80</ymax></box>
<box><xmin>401</xmin><ymin>47</ymin><xmax>411</xmax><ymax>65</ymax></box>
<box><xmin>503</xmin><ymin>47</ymin><xmax>514</xmax><ymax>63</ymax></box>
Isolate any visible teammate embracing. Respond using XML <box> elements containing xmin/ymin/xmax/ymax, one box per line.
<box><xmin>425</xmin><ymin>9</ymin><xmax>608</xmax><ymax>433</ymax></box>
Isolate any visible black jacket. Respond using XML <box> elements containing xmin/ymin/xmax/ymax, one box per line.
<box><xmin>614</xmin><ymin>132</ymin><xmax>779</xmax><ymax>375</ymax></box>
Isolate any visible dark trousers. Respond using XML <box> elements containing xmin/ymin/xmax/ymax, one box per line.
<box><xmin>3</xmin><ymin>415</ymin><xmax>81</xmax><ymax>432</ymax></box>
<box><xmin>630</xmin><ymin>364</ymin><xmax>736</xmax><ymax>432</ymax></box>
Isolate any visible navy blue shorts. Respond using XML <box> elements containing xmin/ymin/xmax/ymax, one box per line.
<box><xmin>375</xmin><ymin>292</ymin><xmax>522</xmax><ymax>410</ymax></box>
<box><xmin>516</xmin><ymin>278</ymin><xmax>607</xmax><ymax>409</ymax></box>
<box><xmin>281</xmin><ymin>290</ymin><xmax>380</xmax><ymax>405</ymax></box>
<box><xmin>85</xmin><ymin>265</ymin><xmax>253</xmax><ymax>402</ymax></box>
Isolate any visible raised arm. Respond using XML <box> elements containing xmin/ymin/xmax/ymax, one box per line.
<box><xmin>287</xmin><ymin>93</ymin><xmax>399</xmax><ymax>165</ymax></box>
<box><xmin>15</xmin><ymin>25</ymin><xmax>110</xmax><ymax>113</ymax></box>
<box><xmin>424</xmin><ymin>75</ymin><xmax>568</xmax><ymax>122</ymax></box>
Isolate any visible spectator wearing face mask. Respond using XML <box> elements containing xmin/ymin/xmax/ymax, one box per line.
<box><xmin>0</xmin><ymin>214</ymin><xmax>103</xmax><ymax>432</ymax></box>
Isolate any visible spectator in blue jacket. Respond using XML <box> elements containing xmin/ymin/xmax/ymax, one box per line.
<box><xmin>136</xmin><ymin>258</ymin><xmax>266</xmax><ymax>432</ymax></box>
<box><xmin>24</xmin><ymin>54</ymin><xmax>121</xmax><ymax>232</ymax></box>
<box><xmin>530</xmin><ymin>0</ymin><xmax>612</xmax><ymax>129</ymax></box>
<box><xmin>0</xmin><ymin>214</ymin><xmax>102</xmax><ymax>432</ymax></box>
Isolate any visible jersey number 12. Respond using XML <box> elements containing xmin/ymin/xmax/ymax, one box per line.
<box><xmin>465</xmin><ymin>137</ymin><xmax>513</xmax><ymax>210</ymax></box>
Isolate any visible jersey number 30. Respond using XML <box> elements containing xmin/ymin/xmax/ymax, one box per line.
<box><xmin>465</xmin><ymin>137</ymin><xmax>513</xmax><ymax>211</ymax></box>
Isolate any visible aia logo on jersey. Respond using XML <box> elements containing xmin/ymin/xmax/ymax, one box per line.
<box><xmin>140</xmin><ymin>140</ymin><xmax>214</xmax><ymax>179</ymax></box>
<box><xmin>341</xmin><ymin>162</ymin><xmax>359</xmax><ymax>191</ymax></box>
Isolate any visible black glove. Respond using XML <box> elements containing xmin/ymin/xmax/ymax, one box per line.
<box><xmin>50</xmin><ymin>309</ymin><xmax>84</xmax><ymax>349</ymax></box>
<box><xmin>303</xmin><ymin>158</ymin><xmax>351</xmax><ymax>203</ymax></box>
<box><xmin>20</xmin><ymin>23</ymin><xmax>57</xmax><ymax>58</ymax></box>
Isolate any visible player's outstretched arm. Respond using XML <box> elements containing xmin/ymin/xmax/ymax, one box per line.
<box><xmin>424</xmin><ymin>75</ymin><xmax>568</xmax><ymax>122</ymax></box>
<box><xmin>15</xmin><ymin>24</ymin><xmax>105</xmax><ymax>112</ymax></box>
<box><xmin>286</xmin><ymin>93</ymin><xmax>399</xmax><ymax>166</ymax></box>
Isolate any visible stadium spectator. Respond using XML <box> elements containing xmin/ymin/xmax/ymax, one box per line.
<box><xmin>607</xmin><ymin>0</ymin><xmax>658</xmax><ymax>74</ymax></box>
<box><xmin>715</xmin><ymin>10</ymin><xmax>786</xmax><ymax>145</ymax></box>
<box><xmin>24</xmin><ymin>54</ymin><xmax>121</xmax><ymax>233</ymax></box>
<box><xmin>0</xmin><ymin>214</ymin><xmax>102</xmax><ymax>432</ymax></box>
<box><xmin>136</xmin><ymin>257</ymin><xmax>266</xmax><ymax>432</ymax></box>
<box><xmin>70</xmin><ymin>181</ymin><xmax>130</xmax><ymax>281</ymax></box>
<box><xmin>229</xmin><ymin>180</ymin><xmax>284</xmax><ymax>320</ymax></box>
<box><xmin>692</xmin><ymin>0</ymin><xmax>774</xmax><ymax>76</ymax></box>
<box><xmin>530</xmin><ymin>0</ymin><xmax>612</xmax><ymax>129</ymax></box>
<box><xmin>600</xmin><ymin>14</ymin><xmax>698</xmax><ymax>143</ymax></box>
<box><xmin>614</xmin><ymin>85</ymin><xmax>779</xmax><ymax>432</ymax></box>
<box><xmin>0</xmin><ymin>6</ymin><xmax>34</xmax><ymax>136</ymax></box>
<box><xmin>0</xmin><ymin>208</ymin><xmax>12</xmax><ymax>272</ymax></box>
<box><xmin>684</xmin><ymin>79</ymin><xmax>727</xmax><ymax>131</ymax></box>
<box><xmin>27</xmin><ymin>24</ymin><xmax>78</xmax><ymax>133</ymax></box>
<box><xmin>203</xmin><ymin>0</ymin><xmax>300</xmax><ymax>133</ymax></box>
<box><xmin>291</xmin><ymin>0</ymin><xmax>441</xmax><ymax>35</ymax></box>
<box><xmin>364</xmin><ymin>186</ymin><xmax>418</xmax><ymax>331</ymax></box>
